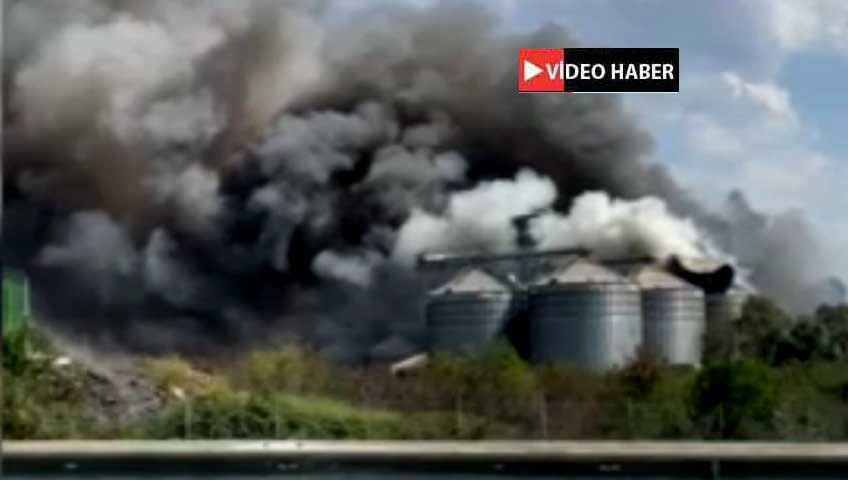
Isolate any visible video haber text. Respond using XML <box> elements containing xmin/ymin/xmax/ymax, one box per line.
<box><xmin>546</xmin><ymin>62</ymin><xmax>675</xmax><ymax>81</ymax></box>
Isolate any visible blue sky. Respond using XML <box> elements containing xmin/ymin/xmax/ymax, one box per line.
<box><xmin>338</xmin><ymin>0</ymin><xmax>848</xmax><ymax>280</ymax></box>
<box><xmin>538</xmin><ymin>0</ymin><xmax>848</xmax><ymax>281</ymax></box>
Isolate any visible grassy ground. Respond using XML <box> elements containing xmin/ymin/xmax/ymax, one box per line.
<box><xmin>6</xmin><ymin>324</ymin><xmax>848</xmax><ymax>440</ymax></box>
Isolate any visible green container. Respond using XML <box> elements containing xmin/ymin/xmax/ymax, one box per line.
<box><xmin>3</xmin><ymin>270</ymin><xmax>31</xmax><ymax>336</ymax></box>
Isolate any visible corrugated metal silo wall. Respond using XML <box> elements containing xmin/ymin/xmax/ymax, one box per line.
<box><xmin>705</xmin><ymin>291</ymin><xmax>745</xmax><ymax>328</ymax></box>
<box><xmin>704</xmin><ymin>290</ymin><xmax>746</xmax><ymax>357</ymax></box>
<box><xmin>426</xmin><ymin>291</ymin><xmax>516</xmax><ymax>354</ymax></box>
<box><xmin>528</xmin><ymin>284</ymin><xmax>643</xmax><ymax>370</ymax></box>
<box><xmin>642</xmin><ymin>288</ymin><xmax>705</xmax><ymax>365</ymax></box>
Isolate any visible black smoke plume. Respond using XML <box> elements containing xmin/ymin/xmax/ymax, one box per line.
<box><xmin>3</xmin><ymin>0</ymin><xmax>837</xmax><ymax>359</ymax></box>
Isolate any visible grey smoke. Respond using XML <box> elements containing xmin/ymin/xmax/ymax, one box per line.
<box><xmin>3</xmin><ymin>0</ymin><xmax>837</xmax><ymax>358</ymax></box>
<box><xmin>152</xmin><ymin>165</ymin><xmax>224</xmax><ymax>239</ymax></box>
<box><xmin>38</xmin><ymin>211</ymin><xmax>141</xmax><ymax>304</ymax></box>
<box><xmin>143</xmin><ymin>228</ymin><xmax>204</xmax><ymax>309</ymax></box>
<box><xmin>255</xmin><ymin>102</ymin><xmax>394</xmax><ymax>184</ymax></box>
<box><xmin>704</xmin><ymin>191</ymin><xmax>837</xmax><ymax>313</ymax></box>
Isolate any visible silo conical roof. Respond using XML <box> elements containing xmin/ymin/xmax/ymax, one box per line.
<box><xmin>529</xmin><ymin>258</ymin><xmax>632</xmax><ymax>286</ymax></box>
<box><xmin>631</xmin><ymin>265</ymin><xmax>696</xmax><ymax>290</ymax></box>
<box><xmin>429</xmin><ymin>267</ymin><xmax>512</xmax><ymax>295</ymax></box>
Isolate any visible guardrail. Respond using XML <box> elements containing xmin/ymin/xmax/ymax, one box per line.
<box><xmin>6</xmin><ymin>441</ymin><xmax>848</xmax><ymax>478</ymax></box>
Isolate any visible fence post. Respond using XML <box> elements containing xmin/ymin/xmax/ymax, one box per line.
<box><xmin>184</xmin><ymin>398</ymin><xmax>192</xmax><ymax>440</ymax></box>
<box><xmin>455</xmin><ymin>394</ymin><xmax>464</xmax><ymax>437</ymax></box>
<box><xmin>807</xmin><ymin>402</ymin><xmax>813</xmax><ymax>439</ymax></box>
<box><xmin>363</xmin><ymin>391</ymin><xmax>371</xmax><ymax>440</ymax></box>
<box><xmin>274</xmin><ymin>400</ymin><xmax>281</xmax><ymax>439</ymax></box>
<box><xmin>538</xmin><ymin>394</ymin><xmax>549</xmax><ymax>439</ymax></box>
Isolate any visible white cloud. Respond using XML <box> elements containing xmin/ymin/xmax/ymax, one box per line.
<box><xmin>765</xmin><ymin>0</ymin><xmax>848</xmax><ymax>55</ymax></box>
<box><xmin>721</xmin><ymin>71</ymin><xmax>796</xmax><ymax>122</ymax></box>
<box><xmin>626</xmin><ymin>67</ymin><xmax>838</xmax><ymax>221</ymax></box>
<box><xmin>682</xmin><ymin>113</ymin><xmax>747</xmax><ymax>162</ymax></box>
<box><xmin>739</xmin><ymin>149</ymin><xmax>832</xmax><ymax>201</ymax></box>
<box><xmin>768</xmin><ymin>1</ymin><xmax>821</xmax><ymax>51</ymax></box>
<box><xmin>679</xmin><ymin>101</ymin><xmax>833</xmax><ymax>212</ymax></box>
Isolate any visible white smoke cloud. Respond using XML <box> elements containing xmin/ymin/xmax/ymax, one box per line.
<box><xmin>392</xmin><ymin>169</ymin><xmax>556</xmax><ymax>263</ymax></box>
<box><xmin>531</xmin><ymin>191</ymin><xmax>718</xmax><ymax>261</ymax></box>
<box><xmin>312</xmin><ymin>250</ymin><xmax>380</xmax><ymax>287</ymax></box>
<box><xmin>393</xmin><ymin>169</ymin><xmax>723</xmax><ymax>265</ymax></box>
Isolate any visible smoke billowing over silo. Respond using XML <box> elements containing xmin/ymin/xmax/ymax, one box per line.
<box><xmin>2</xmin><ymin>0</ymin><xmax>838</xmax><ymax>358</ymax></box>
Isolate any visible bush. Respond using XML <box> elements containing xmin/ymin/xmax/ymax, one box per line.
<box><xmin>231</xmin><ymin>345</ymin><xmax>331</xmax><ymax>395</ymax></box>
<box><xmin>139</xmin><ymin>389</ymin><xmax>518</xmax><ymax>440</ymax></box>
<box><xmin>2</xmin><ymin>326</ymin><xmax>54</xmax><ymax>374</ymax></box>
<box><xmin>692</xmin><ymin>360</ymin><xmax>779</xmax><ymax>438</ymax></box>
<box><xmin>427</xmin><ymin>342</ymin><xmax>536</xmax><ymax>397</ymax></box>
<box><xmin>608</xmin><ymin>350</ymin><xmax>664</xmax><ymax>399</ymax></box>
<box><xmin>422</xmin><ymin>342</ymin><xmax>538</xmax><ymax>422</ymax></box>
<box><xmin>2</xmin><ymin>328</ymin><xmax>98</xmax><ymax>439</ymax></box>
<box><xmin>2</xmin><ymin>328</ymin><xmax>30</xmax><ymax>375</ymax></box>
<box><xmin>142</xmin><ymin>356</ymin><xmax>227</xmax><ymax>397</ymax></box>
<box><xmin>537</xmin><ymin>363</ymin><xmax>602</xmax><ymax>402</ymax></box>
<box><xmin>144</xmin><ymin>388</ymin><xmax>265</xmax><ymax>439</ymax></box>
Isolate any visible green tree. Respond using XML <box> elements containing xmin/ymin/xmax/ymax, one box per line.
<box><xmin>735</xmin><ymin>296</ymin><xmax>792</xmax><ymax>363</ymax></box>
<box><xmin>815</xmin><ymin>305</ymin><xmax>848</xmax><ymax>358</ymax></box>
<box><xmin>773</xmin><ymin>318</ymin><xmax>832</xmax><ymax>364</ymax></box>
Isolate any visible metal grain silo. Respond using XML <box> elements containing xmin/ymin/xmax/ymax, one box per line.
<box><xmin>632</xmin><ymin>266</ymin><xmax>705</xmax><ymax>365</ymax></box>
<box><xmin>706</xmin><ymin>285</ymin><xmax>747</xmax><ymax>332</ymax></box>
<box><xmin>705</xmin><ymin>287</ymin><xmax>747</xmax><ymax>328</ymax></box>
<box><xmin>527</xmin><ymin>259</ymin><xmax>642</xmax><ymax>370</ymax></box>
<box><xmin>702</xmin><ymin>287</ymin><xmax>749</xmax><ymax>359</ymax></box>
<box><xmin>426</xmin><ymin>267</ymin><xmax>517</xmax><ymax>354</ymax></box>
